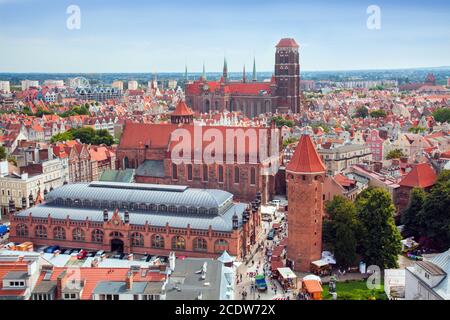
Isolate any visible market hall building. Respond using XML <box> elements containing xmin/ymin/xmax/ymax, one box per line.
<box><xmin>9</xmin><ymin>181</ymin><xmax>262</xmax><ymax>259</ymax></box>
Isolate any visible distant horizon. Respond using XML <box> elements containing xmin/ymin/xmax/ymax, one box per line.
<box><xmin>1</xmin><ymin>65</ymin><xmax>449</xmax><ymax>75</ymax></box>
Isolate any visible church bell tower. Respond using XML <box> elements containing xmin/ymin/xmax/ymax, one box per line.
<box><xmin>274</xmin><ymin>38</ymin><xmax>301</xmax><ymax>114</ymax></box>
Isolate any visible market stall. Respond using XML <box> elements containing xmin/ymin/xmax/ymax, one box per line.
<box><xmin>277</xmin><ymin>267</ymin><xmax>298</xmax><ymax>290</ymax></box>
<box><xmin>311</xmin><ymin>259</ymin><xmax>332</xmax><ymax>276</ymax></box>
<box><xmin>301</xmin><ymin>279</ymin><xmax>323</xmax><ymax>300</ymax></box>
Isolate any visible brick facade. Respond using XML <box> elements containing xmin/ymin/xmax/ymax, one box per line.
<box><xmin>285</xmin><ymin>135</ymin><xmax>326</xmax><ymax>272</ymax></box>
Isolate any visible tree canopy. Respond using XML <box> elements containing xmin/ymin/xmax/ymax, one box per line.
<box><xmin>401</xmin><ymin>187</ymin><xmax>427</xmax><ymax>238</ymax></box>
<box><xmin>60</xmin><ymin>105</ymin><xmax>90</xmax><ymax>118</ymax></box>
<box><xmin>355</xmin><ymin>187</ymin><xmax>402</xmax><ymax>268</ymax></box>
<box><xmin>355</xmin><ymin>106</ymin><xmax>369</xmax><ymax>118</ymax></box>
<box><xmin>386</xmin><ymin>149</ymin><xmax>406</xmax><ymax>160</ymax></box>
<box><xmin>432</xmin><ymin>108</ymin><xmax>450</xmax><ymax>123</ymax></box>
<box><xmin>408</xmin><ymin>126</ymin><xmax>426</xmax><ymax>134</ymax></box>
<box><xmin>419</xmin><ymin>170</ymin><xmax>450</xmax><ymax>250</ymax></box>
<box><xmin>0</xmin><ymin>146</ymin><xmax>6</xmax><ymax>160</ymax></box>
<box><xmin>51</xmin><ymin>127</ymin><xmax>115</xmax><ymax>146</ymax></box>
<box><xmin>370</xmin><ymin>109</ymin><xmax>387</xmax><ymax>118</ymax></box>
<box><xmin>272</xmin><ymin>116</ymin><xmax>294</xmax><ymax>128</ymax></box>
<box><xmin>323</xmin><ymin>196</ymin><xmax>359</xmax><ymax>268</ymax></box>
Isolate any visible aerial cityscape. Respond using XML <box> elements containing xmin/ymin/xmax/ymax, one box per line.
<box><xmin>0</xmin><ymin>0</ymin><xmax>449</xmax><ymax>307</ymax></box>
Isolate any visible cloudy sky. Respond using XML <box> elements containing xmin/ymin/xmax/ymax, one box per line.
<box><xmin>0</xmin><ymin>0</ymin><xmax>449</xmax><ymax>72</ymax></box>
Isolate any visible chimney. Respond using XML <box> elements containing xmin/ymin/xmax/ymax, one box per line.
<box><xmin>56</xmin><ymin>271</ymin><xmax>68</xmax><ymax>300</ymax></box>
<box><xmin>126</xmin><ymin>271</ymin><xmax>133</xmax><ymax>290</ymax></box>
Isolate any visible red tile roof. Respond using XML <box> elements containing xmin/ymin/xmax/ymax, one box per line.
<box><xmin>172</xmin><ymin>100</ymin><xmax>193</xmax><ymax>116</ymax></box>
<box><xmin>226</xmin><ymin>83</ymin><xmax>270</xmax><ymax>95</ymax></box>
<box><xmin>185</xmin><ymin>80</ymin><xmax>270</xmax><ymax>96</ymax></box>
<box><xmin>399</xmin><ymin>163</ymin><xmax>437</xmax><ymax>188</ymax></box>
<box><xmin>334</xmin><ymin>174</ymin><xmax>356</xmax><ymax>187</ymax></box>
<box><xmin>302</xmin><ymin>279</ymin><xmax>323</xmax><ymax>293</ymax></box>
<box><xmin>276</xmin><ymin>38</ymin><xmax>299</xmax><ymax>48</ymax></box>
<box><xmin>286</xmin><ymin>135</ymin><xmax>326</xmax><ymax>174</ymax></box>
<box><xmin>119</xmin><ymin>122</ymin><xmax>270</xmax><ymax>159</ymax></box>
<box><xmin>0</xmin><ymin>261</ymin><xmax>29</xmax><ymax>297</ymax></box>
<box><xmin>35</xmin><ymin>267</ymin><xmax>166</xmax><ymax>300</ymax></box>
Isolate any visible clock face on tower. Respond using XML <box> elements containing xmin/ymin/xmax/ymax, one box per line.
<box><xmin>202</xmin><ymin>84</ymin><xmax>209</xmax><ymax>91</ymax></box>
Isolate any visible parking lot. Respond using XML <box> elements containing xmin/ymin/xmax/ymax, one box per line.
<box><xmin>30</xmin><ymin>245</ymin><xmax>169</xmax><ymax>266</ymax></box>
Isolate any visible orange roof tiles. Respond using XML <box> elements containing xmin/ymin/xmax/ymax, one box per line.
<box><xmin>334</xmin><ymin>174</ymin><xmax>356</xmax><ymax>187</ymax></box>
<box><xmin>276</xmin><ymin>38</ymin><xmax>299</xmax><ymax>48</ymax></box>
<box><xmin>286</xmin><ymin>135</ymin><xmax>326</xmax><ymax>174</ymax></box>
<box><xmin>399</xmin><ymin>163</ymin><xmax>437</xmax><ymax>188</ymax></box>
<box><xmin>35</xmin><ymin>267</ymin><xmax>166</xmax><ymax>300</ymax></box>
<box><xmin>172</xmin><ymin>100</ymin><xmax>194</xmax><ymax>116</ymax></box>
<box><xmin>302</xmin><ymin>279</ymin><xmax>323</xmax><ymax>293</ymax></box>
<box><xmin>0</xmin><ymin>261</ymin><xmax>29</xmax><ymax>296</ymax></box>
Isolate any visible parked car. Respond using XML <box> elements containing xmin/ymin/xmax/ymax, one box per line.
<box><xmin>95</xmin><ymin>250</ymin><xmax>105</xmax><ymax>257</ymax></box>
<box><xmin>0</xmin><ymin>225</ymin><xmax>8</xmax><ymax>237</ymax></box>
<box><xmin>267</xmin><ymin>229</ymin><xmax>275</xmax><ymax>240</ymax></box>
<box><xmin>119</xmin><ymin>253</ymin><xmax>126</xmax><ymax>260</ymax></box>
<box><xmin>44</xmin><ymin>245</ymin><xmax>60</xmax><ymax>253</ymax></box>
<box><xmin>255</xmin><ymin>275</ymin><xmax>268</xmax><ymax>292</ymax></box>
<box><xmin>77</xmin><ymin>250</ymin><xmax>88</xmax><ymax>260</ymax></box>
<box><xmin>88</xmin><ymin>251</ymin><xmax>96</xmax><ymax>257</ymax></box>
<box><xmin>270</xmin><ymin>200</ymin><xmax>280</xmax><ymax>207</ymax></box>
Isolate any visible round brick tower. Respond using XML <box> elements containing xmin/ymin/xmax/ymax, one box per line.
<box><xmin>285</xmin><ymin>134</ymin><xmax>326</xmax><ymax>272</ymax></box>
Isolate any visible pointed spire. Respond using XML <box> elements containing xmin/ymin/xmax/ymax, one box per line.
<box><xmin>185</xmin><ymin>63</ymin><xmax>188</xmax><ymax>81</ymax></box>
<box><xmin>286</xmin><ymin>135</ymin><xmax>326</xmax><ymax>174</ymax></box>
<box><xmin>252</xmin><ymin>57</ymin><xmax>257</xmax><ymax>82</ymax></box>
<box><xmin>243</xmin><ymin>65</ymin><xmax>246</xmax><ymax>83</ymax></box>
<box><xmin>202</xmin><ymin>61</ymin><xmax>206</xmax><ymax>80</ymax></box>
<box><xmin>223</xmin><ymin>56</ymin><xmax>228</xmax><ymax>81</ymax></box>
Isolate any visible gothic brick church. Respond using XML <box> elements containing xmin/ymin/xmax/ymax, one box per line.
<box><xmin>185</xmin><ymin>38</ymin><xmax>301</xmax><ymax>117</ymax></box>
<box><xmin>116</xmin><ymin>100</ymin><xmax>282</xmax><ymax>203</ymax></box>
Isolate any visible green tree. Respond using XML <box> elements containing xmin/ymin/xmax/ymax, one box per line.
<box><xmin>355</xmin><ymin>187</ymin><xmax>402</xmax><ymax>268</ymax></box>
<box><xmin>408</xmin><ymin>126</ymin><xmax>426</xmax><ymax>134</ymax></box>
<box><xmin>401</xmin><ymin>188</ymin><xmax>427</xmax><ymax>238</ymax></box>
<box><xmin>311</xmin><ymin>122</ymin><xmax>331</xmax><ymax>133</ymax></box>
<box><xmin>72</xmin><ymin>127</ymin><xmax>96</xmax><ymax>144</ymax></box>
<box><xmin>51</xmin><ymin>130</ymin><xmax>74</xmax><ymax>143</ymax></box>
<box><xmin>282</xmin><ymin>137</ymin><xmax>299</xmax><ymax>148</ymax></box>
<box><xmin>0</xmin><ymin>146</ymin><xmax>7</xmax><ymax>160</ymax></box>
<box><xmin>432</xmin><ymin>108</ymin><xmax>450</xmax><ymax>123</ymax></box>
<box><xmin>272</xmin><ymin>116</ymin><xmax>294</xmax><ymax>128</ymax></box>
<box><xmin>386</xmin><ymin>149</ymin><xmax>406</xmax><ymax>160</ymax></box>
<box><xmin>420</xmin><ymin>170</ymin><xmax>450</xmax><ymax>250</ymax></box>
<box><xmin>323</xmin><ymin>196</ymin><xmax>359</xmax><ymax>268</ymax></box>
<box><xmin>355</xmin><ymin>106</ymin><xmax>369</xmax><ymax>118</ymax></box>
<box><xmin>370</xmin><ymin>109</ymin><xmax>387</xmax><ymax>118</ymax></box>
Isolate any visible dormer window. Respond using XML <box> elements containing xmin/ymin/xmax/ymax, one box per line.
<box><xmin>8</xmin><ymin>281</ymin><xmax>25</xmax><ymax>287</ymax></box>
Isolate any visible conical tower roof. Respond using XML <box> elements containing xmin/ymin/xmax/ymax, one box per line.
<box><xmin>172</xmin><ymin>100</ymin><xmax>194</xmax><ymax>116</ymax></box>
<box><xmin>286</xmin><ymin>135</ymin><xmax>326</xmax><ymax>174</ymax></box>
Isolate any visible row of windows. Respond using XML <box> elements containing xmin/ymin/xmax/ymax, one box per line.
<box><xmin>172</xmin><ymin>164</ymin><xmax>257</xmax><ymax>185</ymax></box>
<box><xmin>50</xmin><ymin>198</ymin><xmax>220</xmax><ymax>215</ymax></box>
<box><xmin>17</xmin><ymin>224</ymin><xmax>229</xmax><ymax>252</ymax></box>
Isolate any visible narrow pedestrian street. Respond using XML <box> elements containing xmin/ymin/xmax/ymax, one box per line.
<box><xmin>234</xmin><ymin>205</ymin><xmax>296</xmax><ymax>300</ymax></box>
